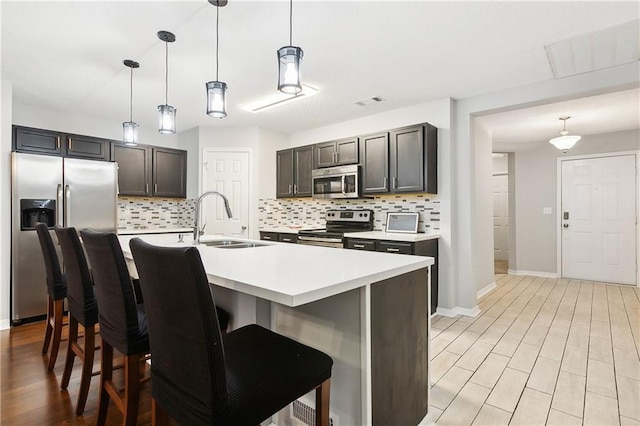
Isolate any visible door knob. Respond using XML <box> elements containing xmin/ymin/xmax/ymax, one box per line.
<box><xmin>563</xmin><ymin>223</ymin><xmax>569</xmax><ymax>228</ymax></box>
<box><xmin>241</xmin><ymin>225</ymin><xmax>247</xmax><ymax>231</ymax></box>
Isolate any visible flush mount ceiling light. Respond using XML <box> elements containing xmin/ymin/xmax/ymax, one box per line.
<box><xmin>206</xmin><ymin>0</ymin><xmax>228</xmax><ymax>118</ymax></box>
<box><xmin>277</xmin><ymin>0</ymin><xmax>303</xmax><ymax>94</ymax></box>
<box><xmin>157</xmin><ymin>30</ymin><xmax>176</xmax><ymax>134</ymax></box>
<box><xmin>549</xmin><ymin>116</ymin><xmax>581</xmax><ymax>153</ymax></box>
<box><xmin>242</xmin><ymin>84</ymin><xmax>318</xmax><ymax>113</ymax></box>
<box><xmin>545</xmin><ymin>20</ymin><xmax>639</xmax><ymax>79</ymax></box>
<box><xmin>122</xmin><ymin>59</ymin><xmax>140</xmax><ymax>146</ymax></box>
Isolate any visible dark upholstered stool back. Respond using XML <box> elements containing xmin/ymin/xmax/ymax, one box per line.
<box><xmin>129</xmin><ymin>239</ymin><xmax>228</xmax><ymax>424</ymax></box>
<box><xmin>55</xmin><ymin>227</ymin><xmax>97</xmax><ymax>327</ymax></box>
<box><xmin>80</xmin><ymin>229</ymin><xmax>148</xmax><ymax>356</ymax></box>
<box><xmin>36</xmin><ymin>223</ymin><xmax>66</xmax><ymax>301</ymax></box>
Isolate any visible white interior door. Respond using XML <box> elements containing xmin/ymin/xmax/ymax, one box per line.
<box><xmin>492</xmin><ymin>174</ymin><xmax>509</xmax><ymax>261</ymax></box>
<box><xmin>561</xmin><ymin>154</ymin><xmax>637</xmax><ymax>285</ymax></box>
<box><xmin>202</xmin><ymin>150</ymin><xmax>250</xmax><ymax>238</ymax></box>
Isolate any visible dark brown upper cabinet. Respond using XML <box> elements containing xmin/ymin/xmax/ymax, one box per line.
<box><xmin>13</xmin><ymin>126</ymin><xmax>110</xmax><ymax>161</ymax></box>
<box><xmin>112</xmin><ymin>143</ymin><xmax>187</xmax><ymax>198</ymax></box>
<box><xmin>361</xmin><ymin>123</ymin><xmax>437</xmax><ymax>195</ymax></box>
<box><xmin>276</xmin><ymin>145</ymin><xmax>314</xmax><ymax>198</ymax></box>
<box><xmin>315</xmin><ymin>137</ymin><xmax>359</xmax><ymax>168</ymax></box>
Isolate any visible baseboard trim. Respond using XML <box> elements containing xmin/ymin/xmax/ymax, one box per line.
<box><xmin>0</xmin><ymin>319</ymin><xmax>10</xmax><ymax>331</ymax></box>
<box><xmin>436</xmin><ymin>305</ymin><xmax>481</xmax><ymax>318</ymax></box>
<box><xmin>507</xmin><ymin>269</ymin><xmax>559</xmax><ymax>278</ymax></box>
<box><xmin>477</xmin><ymin>281</ymin><xmax>497</xmax><ymax>299</ymax></box>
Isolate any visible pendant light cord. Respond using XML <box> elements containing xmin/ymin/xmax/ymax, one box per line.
<box><xmin>289</xmin><ymin>0</ymin><xmax>293</xmax><ymax>45</ymax></box>
<box><xmin>216</xmin><ymin>5</ymin><xmax>220</xmax><ymax>81</ymax></box>
<box><xmin>129</xmin><ymin>66</ymin><xmax>133</xmax><ymax>122</ymax></box>
<box><xmin>165</xmin><ymin>41</ymin><xmax>169</xmax><ymax>105</ymax></box>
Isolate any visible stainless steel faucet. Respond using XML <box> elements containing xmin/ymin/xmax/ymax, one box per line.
<box><xmin>193</xmin><ymin>191</ymin><xmax>233</xmax><ymax>244</ymax></box>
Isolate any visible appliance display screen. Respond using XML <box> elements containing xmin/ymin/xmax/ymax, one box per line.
<box><xmin>340</xmin><ymin>211</ymin><xmax>354</xmax><ymax>218</ymax></box>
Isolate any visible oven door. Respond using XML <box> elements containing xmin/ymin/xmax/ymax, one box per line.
<box><xmin>297</xmin><ymin>235</ymin><xmax>344</xmax><ymax>248</ymax></box>
<box><xmin>312</xmin><ymin>165</ymin><xmax>360</xmax><ymax>199</ymax></box>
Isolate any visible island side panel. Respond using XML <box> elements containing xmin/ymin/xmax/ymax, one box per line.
<box><xmin>371</xmin><ymin>267</ymin><xmax>429</xmax><ymax>426</ymax></box>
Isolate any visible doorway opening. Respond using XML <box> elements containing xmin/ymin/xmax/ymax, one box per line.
<box><xmin>492</xmin><ymin>153</ymin><xmax>509</xmax><ymax>275</ymax></box>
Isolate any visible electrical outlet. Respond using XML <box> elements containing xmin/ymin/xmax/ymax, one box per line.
<box><xmin>543</xmin><ymin>207</ymin><xmax>552</xmax><ymax>215</ymax></box>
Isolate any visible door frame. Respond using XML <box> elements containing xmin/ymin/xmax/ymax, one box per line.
<box><xmin>556</xmin><ymin>150</ymin><xmax>639</xmax><ymax>286</ymax></box>
<box><xmin>201</xmin><ymin>147</ymin><xmax>254</xmax><ymax>238</ymax></box>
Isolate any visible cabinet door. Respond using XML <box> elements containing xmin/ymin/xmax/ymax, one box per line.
<box><xmin>360</xmin><ymin>132</ymin><xmax>389</xmax><ymax>194</ymax></box>
<box><xmin>293</xmin><ymin>145</ymin><xmax>313</xmax><ymax>197</ymax></box>
<box><xmin>315</xmin><ymin>141</ymin><xmax>336</xmax><ymax>168</ymax></box>
<box><xmin>112</xmin><ymin>144</ymin><xmax>152</xmax><ymax>196</ymax></box>
<box><xmin>336</xmin><ymin>137</ymin><xmax>359</xmax><ymax>165</ymax></box>
<box><xmin>390</xmin><ymin>125</ymin><xmax>424</xmax><ymax>193</ymax></box>
<box><xmin>278</xmin><ymin>233</ymin><xmax>298</xmax><ymax>243</ymax></box>
<box><xmin>13</xmin><ymin>126</ymin><xmax>63</xmax><ymax>155</ymax></box>
<box><xmin>65</xmin><ymin>134</ymin><xmax>110</xmax><ymax>161</ymax></box>
<box><xmin>378</xmin><ymin>241</ymin><xmax>414</xmax><ymax>255</ymax></box>
<box><xmin>153</xmin><ymin>147</ymin><xmax>187</xmax><ymax>198</ymax></box>
<box><xmin>276</xmin><ymin>149</ymin><xmax>294</xmax><ymax>198</ymax></box>
<box><xmin>345</xmin><ymin>238</ymin><xmax>376</xmax><ymax>251</ymax></box>
<box><xmin>259</xmin><ymin>232</ymin><xmax>279</xmax><ymax>241</ymax></box>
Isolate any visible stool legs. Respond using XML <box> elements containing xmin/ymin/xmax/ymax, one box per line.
<box><xmin>97</xmin><ymin>341</ymin><xmax>144</xmax><ymax>426</ymax></box>
<box><xmin>315</xmin><ymin>378</ymin><xmax>331</xmax><ymax>426</ymax></box>
<box><xmin>44</xmin><ymin>297</ymin><xmax>64</xmax><ymax>371</ymax></box>
<box><xmin>61</xmin><ymin>315</ymin><xmax>97</xmax><ymax>416</ymax></box>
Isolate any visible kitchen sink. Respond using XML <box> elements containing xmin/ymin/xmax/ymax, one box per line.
<box><xmin>201</xmin><ymin>240</ymin><xmax>267</xmax><ymax>249</ymax></box>
<box><xmin>216</xmin><ymin>243</ymin><xmax>267</xmax><ymax>249</ymax></box>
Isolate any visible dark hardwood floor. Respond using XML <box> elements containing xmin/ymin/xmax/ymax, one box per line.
<box><xmin>1</xmin><ymin>320</ymin><xmax>156</xmax><ymax>425</ymax></box>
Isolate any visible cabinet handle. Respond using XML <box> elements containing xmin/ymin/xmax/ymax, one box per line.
<box><xmin>383</xmin><ymin>176</ymin><xmax>388</xmax><ymax>189</ymax></box>
<box><xmin>393</xmin><ymin>177</ymin><xmax>398</xmax><ymax>189</ymax></box>
<box><xmin>154</xmin><ymin>184</ymin><xmax>158</xmax><ymax>193</ymax></box>
<box><xmin>146</xmin><ymin>183</ymin><xmax>149</xmax><ymax>194</ymax></box>
<box><xmin>293</xmin><ymin>184</ymin><xmax>298</xmax><ymax>194</ymax></box>
<box><xmin>282</xmin><ymin>238</ymin><xmax>292</xmax><ymax>242</ymax></box>
<box><xmin>288</xmin><ymin>184</ymin><xmax>292</xmax><ymax>194</ymax></box>
<box><xmin>263</xmin><ymin>236</ymin><xmax>272</xmax><ymax>240</ymax></box>
<box><xmin>68</xmin><ymin>138</ymin><xmax>72</xmax><ymax>150</ymax></box>
<box><xmin>386</xmin><ymin>247</ymin><xmax>400</xmax><ymax>252</ymax></box>
<box><xmin>56</xmin><ymin>137</ymin><xmax>60</xmax><ymax>149</ymax></box>
<box><xmin>335</xmin><ymin>151</ymin><xmax>339</xmax><ymax>162</ymax></box>
<box><xmin>354</xmin><ymin>244</ymin><xmax>365</xmax><ymax>248</ymax></box>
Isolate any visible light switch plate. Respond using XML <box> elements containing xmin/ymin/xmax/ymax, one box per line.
<box><xmin>543</xmin><ymin>207</ymin><xmax>552</xmax><ymax>215</ymax></box>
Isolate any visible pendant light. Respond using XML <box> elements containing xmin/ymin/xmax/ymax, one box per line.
<box><xmin>123</xmin><ymin>59</ymin><xmax>140</xmax><ymax>146</ymax></box>
<box><xmin>277</xmin><ymin>0</ymin><xmax>303</xmax><ymax>94</ymax></box>
<box><xmin>549</xmin><ymin>116</ymin><xmax>581</xmax><ymax>153</ymax></box>
<box><xmin>206</xmin><ymin>0</ymin><xmax>227</xmax><ymax>118</ymax></box>
<box><xmin>157</xmin><ymin>31</ymin><xmax>176</xmax><ymax>134</ymax></box>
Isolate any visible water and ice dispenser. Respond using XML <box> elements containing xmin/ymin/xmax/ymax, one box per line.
<box><xmin>20</xmin><ymin>199</ymin><xmax>56</xmax><ymax>230</ymax></box>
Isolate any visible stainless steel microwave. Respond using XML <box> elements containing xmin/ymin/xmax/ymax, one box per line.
<box><xmin>312</xmin><ymin>164</ymin><xmax>361</xmax><ymax>199</ymax></box>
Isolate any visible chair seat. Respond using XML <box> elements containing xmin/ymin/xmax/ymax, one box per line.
<box><xmin>155</xmin><ymin>324</ymin><xmax>333</xmax><ymax>425</ymax></box>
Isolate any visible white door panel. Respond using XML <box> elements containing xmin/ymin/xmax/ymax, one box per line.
<box><xmin>203</xmin><ymin>151</ymin><xmax>250</xmax><ymax>238</ymax></box>
<box><xmin>561</xmin><ymin>155</ymin><xmax>636</xmax><ymax>285</ymax></box>
<box><xmin>492</xmin><ymin>174</ymin><xmax>509</xmax><ymax>261</ymax></box>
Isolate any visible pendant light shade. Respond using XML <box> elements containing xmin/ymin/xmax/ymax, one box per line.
<box><xmin>278</xmin><ymin>0</ymin><xmax>303</xmax><ymax>94</ymax></box>
<box><xmin>206</xmin><ymin>1</ymin><xmax>228</xmax><ymax>119</ymax></box>
<box><xmin>157</xmin><ymin>31</ymin><xmax>176</xmax><ymax>134</ymax></box>
<box><xmin>278</xmin><ymin>46</ymin><xmax>303</xmax><ymax>94</ymax></box>
<box><xmin>206</xmin><ymin>81</ymin><xmax>227</xmax><ymax>118</ymax></box>
<box><xmin>122</xmin><ymin>59</ymin><xmax>140</xmax><ymax>146</ymax></box>
<box><xmin>549</xmin><ymin>116</ymin><xmax>581</xmax><ymax>153</ymax></box>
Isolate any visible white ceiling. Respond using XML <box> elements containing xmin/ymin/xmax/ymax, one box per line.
<box><xmin>2</xmin><ymin>1</ymin><xmax>639</xmax><ymax>143</ymax></box>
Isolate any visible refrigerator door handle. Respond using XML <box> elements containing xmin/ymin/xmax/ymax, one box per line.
<box><xmin>56</xmin><ymin>184</ymin><xmax>63</xmax><ymax>226</ymax></box>
<box><xmin>64</xmin><ymin>184</ymin><xmax>71</xmax><ymax>227</ymax></box>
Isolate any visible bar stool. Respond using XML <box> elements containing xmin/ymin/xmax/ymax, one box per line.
<box><xmin>54</xmin><ymin>227</ymin><xmax>100</xmax><ymax>416</ymax></box>
<box><xmin>80</xmin><ymin>229</ymin><xmax>150</xmax><ymax>426</ymax></box>
<box><xmin>35</xmin><ymin>223</ymin><xmax>67</xmax><ymax>371</ymax></box>
<box><xmin>130</xmin><ymin>238</ymin><xmax>333</xmax><ymax>426</ymax></box>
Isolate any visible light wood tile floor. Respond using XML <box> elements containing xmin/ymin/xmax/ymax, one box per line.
<box><xmin>430</xmin><ymin>274</ymin><xmax>640</xmax><ymax>426</ymax></box>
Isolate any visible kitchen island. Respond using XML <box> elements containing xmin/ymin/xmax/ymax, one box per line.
<box><xmin>118</xmin><ymin>234</ymin><xmax>434</xmax><ymax>426</ymax></box>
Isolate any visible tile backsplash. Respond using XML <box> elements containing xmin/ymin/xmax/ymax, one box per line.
<box><xmin>258</xmin><ymin>195</ymin><xmax>440</xmax><ymax>232</ymax></box>
<box><xmin>117</xmin><ymin>197</ymin><xmax>195</xmax><ymax>230</ymax></box>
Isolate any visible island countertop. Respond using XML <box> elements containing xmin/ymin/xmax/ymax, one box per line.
<box><xmin>118</xmin><ymin>234</ymin><xmax>433</xmax><ymax>307</ymax></box>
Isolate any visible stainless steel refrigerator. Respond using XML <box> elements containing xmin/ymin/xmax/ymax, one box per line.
<box><xmin>11</xmin><ymin>152</ymin><xmax>117</xmax><ymax>324</ymax></box>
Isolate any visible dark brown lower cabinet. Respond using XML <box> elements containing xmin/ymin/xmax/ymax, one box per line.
<box><xmin>345</xmin><ymin>237</ymin><xmax>439</xmax><ymax>314</ymax></box>
<box><xmin>259</xmin><ymin>231</ymin><xmax>298</xmax><ymax>243</ymax></box>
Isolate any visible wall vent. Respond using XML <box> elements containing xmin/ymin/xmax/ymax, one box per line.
<box><xmin>291</xmin><ymin>399</ymin><xmax>338</xmax><ymax>426</ymax></box>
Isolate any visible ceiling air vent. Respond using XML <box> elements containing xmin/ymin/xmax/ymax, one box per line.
<box><xmin>355</xmin><ymin>96</ymin><xmax>384</xmax><ymax>107</ymax></box>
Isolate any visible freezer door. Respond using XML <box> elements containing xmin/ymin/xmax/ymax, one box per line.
<box><xmin>64</xmin><ymin>158</ymin><xmax>117</xmax><ymax>231</ymax></box>
<box><xmin>11</xmin><ymin>153</ymin><xmax>63</xmax><ymax>322</ymax></box>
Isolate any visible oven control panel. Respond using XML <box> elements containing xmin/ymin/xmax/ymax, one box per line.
<box><xmin>325</xmin><ymin>209</ymin><xmax>372</xmax><ymax>223</ymax></box>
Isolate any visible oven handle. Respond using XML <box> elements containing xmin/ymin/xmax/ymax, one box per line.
<box><xmin>342</xmin><ymin>175</ymin><xmax>346</xmax><ymax>195</ymax></box>
<box><xmin>298</xmin><ymin>235</ymin><xmax>343</xmax><ymax>244</ymax></box>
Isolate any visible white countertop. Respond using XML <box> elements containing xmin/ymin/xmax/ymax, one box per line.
<box><xmin>118</xmin><ymin>227</ymin><xmax>193</xmax><ymax>235</ymax></box>
<box><xmin>118</xmin><ymin>234</ymin><xmax>433</xmax><ymax>307</ymax></box>
<box><xmin>344</xmin><ymin>231</ymin><xmax>440</xmax><ymax>242</ymax></box>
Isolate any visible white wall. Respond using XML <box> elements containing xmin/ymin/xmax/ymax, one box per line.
<box><xmin>492</xmin><ymin>154</ymin><xmax>508</xmax><ymax>175</ymax></box>
<box><xmin>512</xmin><ymin>129</ymin><xmax>640</xmax><ymax>275</ymax></box>
<box><xmin>1</xmin><ymin>80</ymin><xmax>13</xmax><ymax>329</ymax></box>
<box><xmin>474</xmin><ymin>122</ymin><xmax>495</xmax><ymax>292</ymax></box>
